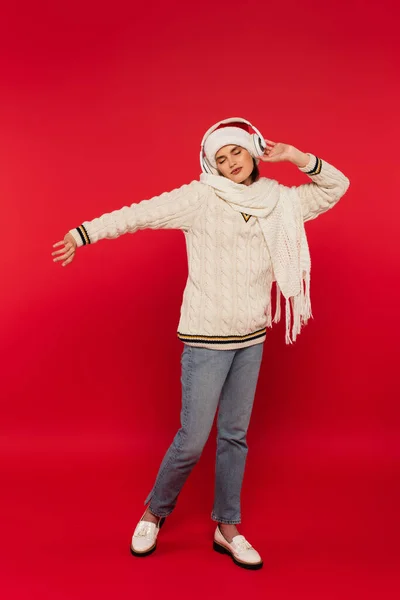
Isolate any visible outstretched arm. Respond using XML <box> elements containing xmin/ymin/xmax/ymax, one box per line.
<box><xmin>52</xmin><ymin>180</ymin><xmax>204</xmax><ymax>266</ymax></box>
<box><xmin>69</xmin><ymin>180</ymin><xmax>204</xmax><ymax>246</ymax></box>
<box><xmin>260</xmin><ymin>141</ymin><xmax>350</xmax><ymax>222</ymax></box>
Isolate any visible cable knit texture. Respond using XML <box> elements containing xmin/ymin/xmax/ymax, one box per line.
<box><xmin>199</xmin><ymin>171</ymin><xmax>312</xmax><ymax>344</ymax></box>
<box><xmin>69</xmin><ymin>154</ymin><xmax>350</xmax><ymax>349</ymax></box>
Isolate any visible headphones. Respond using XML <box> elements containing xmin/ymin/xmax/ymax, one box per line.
<box><xmin>200</xmin><ymin>117</ymin><xmax>266</xmax><ymax>175</ymax></box>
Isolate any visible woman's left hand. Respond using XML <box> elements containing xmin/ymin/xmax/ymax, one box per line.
<box><xmin>259</xmin><ymin>141</ymin><xmax>309</xmax><ymax>168</ymax></box>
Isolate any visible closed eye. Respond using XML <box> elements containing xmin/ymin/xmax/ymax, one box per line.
<box><xmin>217</xmin><ymin>149</ymin><xmax>241</xmax><ymax>164</ymax></box>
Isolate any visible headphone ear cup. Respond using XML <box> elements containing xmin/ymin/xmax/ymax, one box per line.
<box><xmin>202</xmin><ymin>154</ymin><xmax>217</xmax><ymax>175</ymax></box>
<box><xmin>200</xmin><ymin>153</ymin><xmax>209</xmax><ymax>173</ymax></box>
<box><xmin>251</xmin><ymin>133</ymin><xmax>266</xmax><ymax>157</ymax></box>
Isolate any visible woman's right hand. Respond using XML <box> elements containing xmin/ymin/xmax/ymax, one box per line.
<box><xmin>52</xmin><ymin>233</ymin><xmax>77</xmax><ymax>267</ymax></box>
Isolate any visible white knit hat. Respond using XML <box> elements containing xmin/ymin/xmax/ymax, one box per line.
<box><xmin>204</xmin><ymin>126</ymin><xmax>259</xmax><ymax>169</ymax></box>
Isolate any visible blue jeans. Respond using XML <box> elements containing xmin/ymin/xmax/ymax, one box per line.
<box><xmin>143</xmin><ymin>342</ymin><xmax>264</xmax><ymax>524</ymax></box>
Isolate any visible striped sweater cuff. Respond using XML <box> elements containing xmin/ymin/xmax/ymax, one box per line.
<box><xmin>298</xmin><ymin>153</ymin><xmax>322</xmax><ymax>176</ymax></box>
<box><xmin>69</xmin><ymin>224</ymin><xmax>91</xmax><ymax>248</ymax></box>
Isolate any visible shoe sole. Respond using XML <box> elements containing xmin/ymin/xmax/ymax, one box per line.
<box><xmin>130</xmin><ymin>543</ymin><xmax>157</xmax><ymax>557</ymax></box>
<box><xmin>213</xmin><ymin>541</ymin><xmax>263</xmax><ymax>570</ymax></box>
<box><xmin>129</xmin><ymin>517</ymin><xmax>166</xmax><ymax>558</ymax></box>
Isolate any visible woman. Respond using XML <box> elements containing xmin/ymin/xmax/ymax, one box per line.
<box><xmin>52</xmin><ymin>118</ymin><xmax>350</xmax><ymax>570</ymax></box>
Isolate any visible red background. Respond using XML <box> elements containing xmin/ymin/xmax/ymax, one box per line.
<box><xmin>1</xmin><ymin>1</ymin><xmax>399</xmax><ymax>597</ymax></box>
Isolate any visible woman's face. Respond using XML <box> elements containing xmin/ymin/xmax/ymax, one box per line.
<box><xmin>215</xmin><ymin>145</ymin><xmax>254</xmax><ymax>185</ymax></box>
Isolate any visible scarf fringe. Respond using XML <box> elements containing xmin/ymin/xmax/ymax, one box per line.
<box><xmin>271</xmin><ymin>276</ymin><xmax>313</xmax><ymax>344</ymax></box>
<box><xmin>273</xmin><ymin>284</ymin><xmax>281</xmax><ymax>323</ymax></box>
<box><xmin>285</xmin><ymin>297</ymin><xmax>292</xmax><ymax>344</ymax></box>
<box><xmin>265</xmin><ymin>296</ymin><xmax>272</xmax><ymax>327</ymax></box>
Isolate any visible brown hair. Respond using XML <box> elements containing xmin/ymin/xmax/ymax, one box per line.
<box><xmin>250</xmin><ymin>159</ymin><xmax>260</xmax><ymax>183</ymax></box>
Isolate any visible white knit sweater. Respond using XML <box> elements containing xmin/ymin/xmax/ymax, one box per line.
<box><xmin>70</xmin><ymin>154</ymin><xmax>350</xmax><ymax>350</ymax></box>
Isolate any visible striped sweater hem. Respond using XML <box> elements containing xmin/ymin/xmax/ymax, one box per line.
<box><xmin>177</xmin><ymin>327</ymin><xmax>267</xmax><ymax>346</ymax></box>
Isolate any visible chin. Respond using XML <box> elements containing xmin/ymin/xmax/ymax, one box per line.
<box><xmin>237</xmin><ymin>172</ymin><xmax>252</xmax><ymax>184</ymax></box>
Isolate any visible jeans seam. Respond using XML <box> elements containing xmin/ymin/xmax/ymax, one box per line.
<box><xmin>146</xmin><ymin>345</ymin><xmax>193</xmax><ymax>511</ymax></box>
<box><xmin>211</xmin><ymin>345</ymin><xmax>262</xmax><ymax>524</ymax></box>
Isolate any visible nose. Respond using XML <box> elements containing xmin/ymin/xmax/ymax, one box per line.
<box><xmin>228</xmin><ymin>155</ymin><xmax>237</xmax><ymax>168</ymax></box>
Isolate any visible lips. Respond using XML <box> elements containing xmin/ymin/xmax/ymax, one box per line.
<box><xmin>231</xmin><ymin>167</ymin><xmax>242</xmax><ymax>175</ymax></box>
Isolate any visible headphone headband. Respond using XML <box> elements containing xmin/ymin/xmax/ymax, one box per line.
<box><xmin>200</xmin><ymin>117</ymin><xmax>263</xmax><ymax>149</ymax></box>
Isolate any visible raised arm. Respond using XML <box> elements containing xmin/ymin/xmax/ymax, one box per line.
<box><xmin>294</xmin><ymin>154</ymin><xmax>350</xmax><ymax>222</ymax></box>
<box><xmin>260</xmin><ymin>141</ymin><xmax>350</xmax><ymax>222</ymax></box>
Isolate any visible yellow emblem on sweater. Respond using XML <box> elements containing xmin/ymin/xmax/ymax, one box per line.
<box><xmin>241</xmin><ymin>213</ymin><xmax>251</xmax><ymax>223</ymax></box>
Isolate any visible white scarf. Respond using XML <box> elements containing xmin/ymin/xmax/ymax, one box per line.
<box><xmin>199</xmin><ymin>173</ymin><xmax>313</xmax><ymax>344</ymax></box>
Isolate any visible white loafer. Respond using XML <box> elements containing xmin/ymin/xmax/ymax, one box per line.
<box><xmin>130</xmin><ymin>511</ymin><xmax>165</xmax><ymax>557</ymax></box>
<box><xmin>213</xmin><ymin>525</ymin><xmax>263</xmax><ymax>570</ymax></box>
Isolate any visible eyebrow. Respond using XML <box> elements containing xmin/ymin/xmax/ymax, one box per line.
<box><xmin>216</xmin><ymin>146</ymin><xmax>240</xmax><ymax>160</ymax></box>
